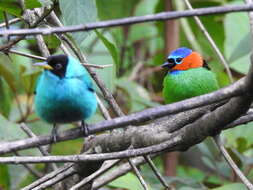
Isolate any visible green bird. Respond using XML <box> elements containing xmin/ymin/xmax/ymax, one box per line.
<box><xmin>162</xmin><ymin>47</ymin><xmax>219</xmax><ymax>103</ymax></box>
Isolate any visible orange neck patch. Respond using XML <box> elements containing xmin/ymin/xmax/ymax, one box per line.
<box><xmin>171</xmin><ymin>52</ymin><xmax>203</xmax><ymax>71</ymax></box>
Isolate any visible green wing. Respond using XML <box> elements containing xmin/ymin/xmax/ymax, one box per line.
<box><xmin>163</xmin><ymin>68</ymin><xmax>219</xmax><ymax>104</ymax></box>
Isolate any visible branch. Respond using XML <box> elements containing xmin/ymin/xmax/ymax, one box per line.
<box><xmin>183</xmin><ymin>0</ymin><xmax>233</xmax><ymax>83</ymax></box>
<box><xmin>0</xmin><ymin>80</ymin><xmax>244</xmax><ymax>155</ymax></box>
<box><xmin>213</xmin><ymin>135</ymin><xmax>253</xmax><ymax>190</ymax></box>
<box><xmin>1</xmin><ymin>4</ymin><xmax>253</xmax><ymax>37</ymax></box>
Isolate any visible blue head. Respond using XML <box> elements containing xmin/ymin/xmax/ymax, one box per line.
<box><xmin>161</xmin><ymin>47</ymin><xmax>192</xmax><ymax>69</ymax></box>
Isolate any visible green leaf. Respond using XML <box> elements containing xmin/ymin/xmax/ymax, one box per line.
<box><xmin>224</xmin><ymin>2</ymin><xmax>250</xmax><ymax>74</ymax></box>
<box><xmin>22</xmin><ymin>71</ymin><xmax>40</xmax><ymax>94</ymax></box>
<box><xmin>24</xmin><ymin>0</ymin><xmax>42</xmax><ymax>9</ymax></box>
<box><xmin>0</xmin><ymin>1</ymin><xmax>22</xmax><ymax>17</ymax></box>
<box><xmin>85</xmin><ymin>33</ymin><xmax>116</xmax><ymax>92</ymax></box>
<box><xmin>0</xmin><ymin>77</ymin><xmax>12</xmax><ymax>118</ymax></box>
<box><xmin>43</xmin><ymin>35</ymin><xmax>61</xmax><ymax>49</ymax></box>
<box><xmin>0</xmin><ymin>114</ymin><xmax>26</xmax><ymax>141</ymax></box>
<box><xmin>212</xmin><ymin>183</ymin><xmax>247</xmax><ymax>190</ymax></box>
<box><xmin>201</xmin><ymin>156</ymin><xmax>216</xmax><ymax>170</ymax></box>
<box><xmin>226</xmin><ymin>147</ymin><xmax>242</xmax><ymax>168</ymax></box>
<box><xmin>116</xmin><ymin>78</ymin><xmax>160</xmax><ymax>112</ymax></box>
<box><xmin>228</xmin><ymin>33</ymin><xmax>252</xmax><ymax>63</ymax></box>
<box><xmin>108</xmin><ymin>173</ymin><xmax>148</xmax><ymax>189</ymax></box>
<box><xmin>96</xmin><ymin>0</ymin><xmax>141</xmax><ymax>20</ymax></box>
<box><xmin>95</xmin><ymin>30</ymin><xmax>119</xmax><ymax>71</ymax></box>
<box><xmin>0</xmin><ymin>164</ymin><xmax>9</xmax><ymax>190</ymax></box>
<box><xmin>236</xmin><ymin>137</ymin><xmax>248</xmax><ymax>153</ymax></box>
<box><xmin>0</xmin><ymin>59</ymin><xmax>16</xmax><ymax>91</ymax></box>
<box><xmin>59</xmin><ymin>0</ymin><xmax>97</xmax><ymax>44</ymax></box>
<box><xmin>38</xmin><ymin>0</ymin><xmax>52</xmax><ymax>7</ymax></box>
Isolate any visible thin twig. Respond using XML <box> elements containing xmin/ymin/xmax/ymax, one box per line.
<box><xmin>183</xmin><ymin>0</ymin><xmax>233</xmax><ymax>83</ymax></box>
<box><xmin>13</xmin><ymin>151</ymin><xmax>43</xmax><ymax>178</ymax></box>
<box><xmin>245</xmin><ymin>1</ymin><xmax>253</xmax><ymax>40</ymax></box>
<box><xmin>143</xmin><ymin>155</ymin><xmax>172</xmax><ymax>189</ymax></box>
<box><xmin>213</xmin><ymin>135</ymin><xmax>253</xmax><ymax>190</ymax></box>
<box><xmin>128</xmin><ymin>159</ymin><xmax>149</xmax><ymax>190</ymax></box>
<box><xmin>21</xmin><ymin>164</ymin><xmax>74</xmax><ymax>190</ymax></box>
<box><xmin>5</xmin><ymin>49</ymin><xmax>113</xmax><ymax>69</ymax></box>
<box><xmin>20</xmin><ymin>123</ymin><xmax>58</xmax><ymax>171</ymax></box>
<box><xmin>3</xmin><ymin>11</ymin><xmax>10</xmax><ymax>42</ymax></box>
<box><xmin>69</xmin><ymin>160</ymin><xmax>121</xmax><ymax>190</ymax></box>
<box><xmin>2</xmin><ymin>4</ymin><xmax>253</xmax><ymax>37</ymax></box>
<box><xmin>7</xmin><ymin>49</ymin><xmax>46</xmax><ymax>60</ymax></box>
<box><xmin>0</xmin><ymin>17</ymin><xmax>21</xmax><ymax>28</ymax></box>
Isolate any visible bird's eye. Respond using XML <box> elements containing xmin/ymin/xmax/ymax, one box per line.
<box><xmin>55</xmin><ymin>63</ymin><xmax>62</xmax><ymax>70</ymax></box>
<box><xmin>167</xmin><ymin>58</ymin><xmax>175</xmax><ymax>63</ymax></box>
<box><xmin>176</xmin><ymin>58</ymin><xmax>182</xmax><ymax>63</ymax></box>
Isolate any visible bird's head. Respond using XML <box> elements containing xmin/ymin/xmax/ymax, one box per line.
<box><xmin>34</xmin><ymin>55</ymin><xmax>69</xmax><ymax>78</ymax></box>
<box><xmin>161</xmin><ymin>47</ymin><xmax>204</xmax><ymax>71</ymax></box>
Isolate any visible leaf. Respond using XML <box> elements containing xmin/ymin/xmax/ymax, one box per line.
<box><xmin>0</xmin><ymin>77</ymin><xmax>12</xmax><ymax>118</ymax></box>
<box><xmin>0</xmin><ymin>1</ymin><xmax>22</xmax><ymax>17</ymax></box>
<box><xmin>95</xmin><ymin>30</ymin><xmax>119</xmax><ymax>71</ymax></box>
<box><xmin>85</xmin><ymin>33</ymin><xmax>116</xmax><ymax>92</ymax></box>
<box><xmin>22</xmin><ymin>71</ymin><xmax>40</xmax><ymax>94</ymax></box>
<box><xmin>24</xmin><ymin>0</ymin><xmax>42</xmax><ymax>9</ymax></box>
<box><xmin>116</xmin><ymin>78</ymin><xmax>160</xmax><ymax>112</ymax></box>
<box><xmin>224</xmin><ymin>2</ymin><xmax>250</xmax><ymax>74</ymax></box>
<box><xmin>228</xmin><ymin>33</ymin><xmax>252</xmax><ymax>63</ymax></box>
<box><xmin>96</xmin><ymin>0</ymin><xmax>141</xmax><ymax>20</ymax></box>
<box><xmin>0</xmin><ymin>114</ymin><xmax>26</xmax><ymax>141</ymax></box>
<box><xmin>43</xmin><ymin>35</ymin><xmax>61</xmax><ymax>49</ymax></box>
<box><xmin>0</xmin><ymin>164</ymin><xmax>9</xmax><ymax>190</ymax></box>
<box><xmin>0</xmin><ymin>60</ymin><xmax>16</xmax><ymax>91</ymax></box>
<box><xmin>226</xmin><ymin>147</ymin><xmax>242</xmax><ymax>168</ymax></box>
<box><xmin>212</xmin><ymin>183</ymin><xmax>247</xmax><ymax>190</ymax></box>
<box><xmin>38</xmin><ymin>0</ymin><xmax>52</xmax><ymax>7</ymax></box>
<box><xmin>236</xmin><ymin>137</ymin><xmax>248</xmax><ymax>153</ymax></box>
<box><xmin>59</xmin><ymin>0</ymin><xmax>97</xmax><ymax>44</ymax></box>
<box><xmin>108</xmin><ymin>172</ymin><xmax>148</xmax><ymax>189</ymax></box>
<box><xmin>201</xmin><ymin>156</ymin><xmax>216</xmax><ymax>170</ymax></box>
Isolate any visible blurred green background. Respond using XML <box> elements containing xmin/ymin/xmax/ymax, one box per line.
<box><xmin>0</xmin><ymin>0</ymin><xmax>252</xmax><ymax>189</ymax></box>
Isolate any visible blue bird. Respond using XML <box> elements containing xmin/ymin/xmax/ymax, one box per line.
<box><xmin>34</xmin><ymin>55</ymin><xmax>97</xmax><ymax>142</ymax></box>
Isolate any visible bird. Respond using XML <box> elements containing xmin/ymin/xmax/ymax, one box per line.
<box><xmin>34</xmin><ymin>54</ymin><xmax>97</xmax><ymax>142</ymax></box>
<box><xmin>161</xmin><ymin>47</ymin><xmax>219</xmax><ymax>104</ymax></box>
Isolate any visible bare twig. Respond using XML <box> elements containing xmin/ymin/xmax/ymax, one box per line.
<box><xmin>0</xmin><ymin>18</ymin><xmax>21</xmax><ymax>28</ymax></box>
<box><xmin>213</xmin><ymin>135</ymin><xmax>253</xmax><ymax>190</ymax></box>
<box><xmin>21</xmin><ymin>164</ymin><xmax>75</xmax><ymax>190</ymax></box>
<box><xmin>7</xmin><ymin>49</ymin><xmax>46</xmax><ymax>60</ymax></box>
<box><xmin>20</xmin><ymin>123</ymin><xmax>58</xmax><ymax>171</ymax></box>
<box><xmin>2</xmin><ymin>4</ymin><xmax>253</xmax><ymax>37</ymax></box>
<box><xmin>128</xmin><ymin>159</ymin><xmax>149</xmax><ymax>190</ymax></box>
<box><xmin>70</xmin><ymin>160</ymin><xmax>121</xmax><ymax>190</ymax></box>
<box><xmin>144</xmin><ymin>155</ymin><xmax>172</xmax><ymax>189</ymax></box>
<box><xmin>183</xmin><ymin>0</ymin><xmax>233</xmax><ymax>83</ymax></box>
<box><xmin>13</xmin><ymin>151</ymin><xmax>43</xmax><ymax>178</ymax></box>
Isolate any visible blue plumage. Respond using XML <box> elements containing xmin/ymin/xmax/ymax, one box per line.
<box><xmin>168</xmin><ymin>47</ymin><xmax>192</xmax><ymax>59</ymax></box>
<box><xmin>34</xmin><ymin>55</ymin><xmax>97</xmax><ymax>140</ymax></box>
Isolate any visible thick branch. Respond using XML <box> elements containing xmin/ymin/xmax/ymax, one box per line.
<box><xmin>0</xmin><ymin>80</ymin><xmax>244</xmax><ymax>155</ymax></box>
<box><xmin>1</xmin><ymin>4</ymin><xmax>253</xmax><ymax>37</ymax></box>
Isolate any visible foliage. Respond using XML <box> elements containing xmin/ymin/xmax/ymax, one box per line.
<box><xmin>0</xmin><ymin>0</ymin><xmax>252</xmax><ymax>189</ymax></box>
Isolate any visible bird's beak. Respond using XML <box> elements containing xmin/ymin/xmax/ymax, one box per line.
<box><xmin>161</xmin><ymin>62</ymin><xmax>169</xmax><ymax>68</ymax></box>
<box><xmin>161</xmin><ymin>62</ymin><xmax>175</xmax><ymax>69</ymax></box>
<box><xmin>33</xmin><ymin>62</ymin><xmax>53</xmax><ymax>70</ymax></box>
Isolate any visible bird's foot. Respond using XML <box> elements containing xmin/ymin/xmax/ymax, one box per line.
<box><xmin>51</xmin><ymin>124</ymin><xmax>58</xmax><ymax>143</ymax></box>
<box><xmin>81</xmin><ymin>120</ymin><xmax>90</xmax><ymax>137</ymax></box>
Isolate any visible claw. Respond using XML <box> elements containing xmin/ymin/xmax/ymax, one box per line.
<box><xmin>51</xmin><ymin>124</ymin><xmax>58</xmax><ymax>143</ymax></box>
<box><xmin>81</xmin><ymin>120</ymin><xmax>89</xmax><ymax>137</ymax></box>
